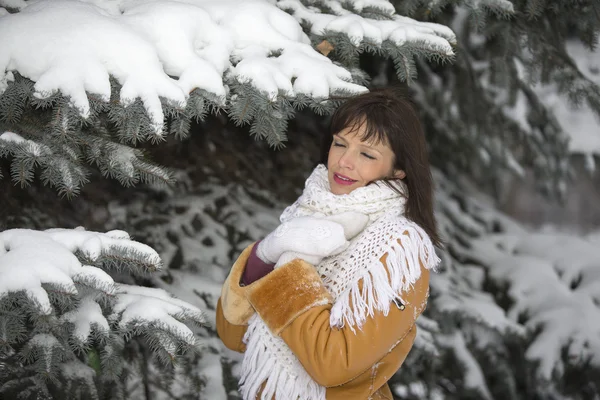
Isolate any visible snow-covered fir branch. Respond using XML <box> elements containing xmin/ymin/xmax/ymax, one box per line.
<box><xmin>0</xmin><ymin>0</ymin><xmax>455</xmax><ymax>195</ymax></box>
<box><xmin>0</xmin><ymin>227</ymin><xmax>206</xmax><ymax>399</ymax></box>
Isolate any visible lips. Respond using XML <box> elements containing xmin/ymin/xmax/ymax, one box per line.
<box><xmin>333</xmin><ymin>172</ymin><xmax>357</xmax><ymax>186</ymax></box>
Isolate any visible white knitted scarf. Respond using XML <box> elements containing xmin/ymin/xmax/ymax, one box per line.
<box><xmin>239</xmin><ymin>165</ymin><xmax>440</xmax><ymax>400</ymax></box>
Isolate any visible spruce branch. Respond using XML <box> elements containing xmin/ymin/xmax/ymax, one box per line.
<box><xmin>0</xmin><ymin>228</ymin><xmax>205</xmax><ymax>399</ymax></box>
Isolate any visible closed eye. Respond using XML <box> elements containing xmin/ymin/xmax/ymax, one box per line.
<box><xmin>333</xmin><ymin>141</ymin><xmax>345</xmax><ymax>147</ymax></box>
<box><xmin>362</xmin><ymin>152</ymin><xmax>376</xmax><ymax>160</ymax></box>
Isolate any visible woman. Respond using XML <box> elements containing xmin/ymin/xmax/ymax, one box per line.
<box><xmin>216</xmin><ymin>89</ymin><xmax>441</xmax><ymax>400</ymax></box>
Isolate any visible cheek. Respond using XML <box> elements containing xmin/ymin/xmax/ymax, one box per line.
<box><xmin>327</xmin><ymin>146</ymin><xmax>339</xmax><ymax>167</ymax></box>
<box><xmin>367</xmin><ymin>163</ymin><xmax>392</xmax><ymax>181</ymax></box>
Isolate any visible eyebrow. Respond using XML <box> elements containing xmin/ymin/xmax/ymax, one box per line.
<box><xmin>334</xmin><ymin>134</ymin><xmax>384</xmax><ymax>155</ymax></box>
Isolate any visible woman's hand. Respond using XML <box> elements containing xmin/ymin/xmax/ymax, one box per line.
<box><xmin>256</xmin><ymin>216</ymin><xmax>348</xmax><ymax>264</ymax></box>
<box><xmin>257</xmin><ymin>212</ymin><xmax>368</xmax><ymax>268</ymax></box>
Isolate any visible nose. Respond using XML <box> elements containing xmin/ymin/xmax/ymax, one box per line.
<box><xmin>338</xmin><ymin>149</ymin><xmax>355</xmax><ymax>170</ymax></box>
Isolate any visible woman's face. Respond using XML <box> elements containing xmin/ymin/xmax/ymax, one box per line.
<box><xmin>327</xmin><ymin>124</ymin><xmax>405</xmax><ymax>195</ymax></box>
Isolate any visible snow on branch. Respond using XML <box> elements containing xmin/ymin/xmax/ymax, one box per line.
<box><xmin>0</xmin><ymin>0</ymin><xmax>457</xmax><ymax>193</ymax></box>
<box><xmin>0</xmin><ymin>226</ymin><xmax>207</xmax><ymax>398</ymax></box>
<box><xmin>107</xmin><ymin>284</ymin><xmax>205</xmax><ymax>366</ymax></box>
<box><xmin>0</xmin><ymin>0</ymin><xmax>365</xmax><ymax>129</ymax></box>
<box><xmin>0</xmin><ymin>228</ymin><xmax>116</xmax><ymax>314</ymax></box>
<box><xmin>278</xmin><ymin>0</ymin><xmax>455</xmax><ymax>57</ymax></box>
<box><xmin>111</xmin><ymin>284</ymin><xmax>205</xmax><ymax>347</ymax></box>
<box><xmin>0</xmin><ymin>0</ymin><xmax>455</xmax><ymax>126</ymax></box>
<box><xmin>470</xmin><ymin>232</ymin><xmax>600</xmax><ymax>380</ymax></box>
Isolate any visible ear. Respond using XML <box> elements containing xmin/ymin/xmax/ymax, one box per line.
<box><xmin>392</xmin><ymin>169</ymin><xmax>406</xmax><ymax>180</ymax></box>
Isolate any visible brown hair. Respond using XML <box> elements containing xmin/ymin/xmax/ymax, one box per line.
<box><xmin>321</xmin><ymin>88</ymin><xmax>442</xmax><ymax>247</ymax></box>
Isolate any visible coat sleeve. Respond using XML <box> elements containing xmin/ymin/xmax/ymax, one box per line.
<box><xmin>219</xmin><ymin>244</ymin><xmax>257</xmax><ymax>326</ymax></box>
<box><xmin>244</xmin><ymin>251</ymin><xmax>430</xmax><ymax>388</ymax></box>
<box><xmin>215</xmin><ymin>297</ymin><xmax>248</xmax><ymax>353</ymax></box>
<box><xmin>215</xmin><ymin>243</ymin><xmax>257</xmax><ymax>353</ymax></box>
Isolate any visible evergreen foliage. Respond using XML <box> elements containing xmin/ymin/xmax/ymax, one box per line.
<box><xmin>0</xmin><ymin>228</ymin><xmax>206</xmax><ymax>400</ymax></box>
<box><xmin>393</xmin><ymin>0</ymin><xmax>600</xmax><ymax>197</ymax></box>
<box><xmin>0</xmin><ymin>0</ymin><xmax>455</xmax><ymax>195</ymax></box>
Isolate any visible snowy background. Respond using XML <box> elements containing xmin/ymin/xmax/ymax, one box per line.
<box><xmin>0</xmin><ymin>0</ymin><xmax>599</xmax><ymax>399</ymax></box>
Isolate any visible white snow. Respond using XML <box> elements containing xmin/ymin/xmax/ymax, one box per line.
<box><xmin>60</xmin><ymin>297</ymin><xmax>109</xmax><ymax>342</ymax></box>
<box><xmin>24</xmin><ymin>333</ymin><xmax>64</xmax><ymax>373</ymax></box>
<box><xmin>61</xmin><ymin>360</ymin><xmax>97</xmax><ymax>383</ymax></box>
<box><xmin>0</xmin><ymin>225</ymin><xmax>208</xmax><ymax>392</ymax></box>
<box><xmin>0</xmin><ymin>131</ymin><xmax>25</xmax><ymax>143</ymax></box>
<box><xmin>0</xmin><ymin>229</ymin><xmax>85</xmax><ymax>314</ymax></box>
<box><xmin>0</xmin><ymin>131</ymin><xmax>52</xmax><ymax>157</ymax></box>
<box><xmin>341</xmin><ymin>0</ymin><xmax>395</xmax><ymax>15</ymax></box>
<box><xmin>196</xmin><ymin>342</ymin><xmax>228</xmax><ymax>400</ymax></box>
<box><xmin>28</xmin><ymin>332</ymin><xmax>61</xmax><ymax>348</ymax></box>
<box><xmin>45</xmin><ymin>226</ymin><xmax>160</xmax><ymax>264</ymax></box>
<box><xmin>111</xmin><ymin>283</ymin><xmax>205</xmax><ymax>345</ymax></box>
<box><xmin>119</xmin><ymin>1</ymin><xmax>230</xmax><ymax>98</ymax></box>
<box><xmin>1</xmin><ymin>1</ymin><xmax>186</xmax><ymax>131</ymax></box>
<box><xmin>524</xmin><ymin>40</ymin><xmax>600</xmax><ymax>164</ymax></box>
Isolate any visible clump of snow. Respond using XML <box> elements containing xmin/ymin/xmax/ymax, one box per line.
<box><xmin>21</xmin><ymin>333</ymin><xmax>66</xmax><ymax>370</ymax></box>
<box><xmin>120</xmin><ymin>1</ymin><xmax>231</xmax><ymax>98</ymax></box>
<box><xmin>196</xmin><ymin>343</ymin><xmax>228</xmax><ymax>400</ymax></box>
<box><xmin>0</xmin><ymin>0</ymin><xmax>186</xmax><ymax>131</ymax></box>
<box><xmin>436</xmin><ymin>331</ymin><xmax>493</xmax><ymax>399</ymax></box>
<box><xmin>60</xmin><ymin>297</ymin><xmax>109</xmax><ymax>343</ymax></box>
<box><xmin>111</xmin><ymin>284</ymin><xmax>205</xmax><ymax>346</ymax></box>
<box><xmin>561</xmin><ymin>41</ymin><xmax>600</xmax><ymax>162</ymax></box>
<box><xmin>45</xmin><ymin>226</ymin><xmax>160</xmax><ymax>264</ymax></box>
<box><xmin>0</xmin><ymin>229</ymin><xmax>91</xmax><ymax>314</ymax></box>
<box><xmin>0</xmin><ymin>131</ymin><xmax>24</xmax><ymax>143</ymax></box>
<box><xmin>61</xmin><ymin>361</ymin><xmax>97</xmax><ymax>388</ymax></box>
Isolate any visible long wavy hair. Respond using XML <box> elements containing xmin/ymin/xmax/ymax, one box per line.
<box><xmin>320</xmin><ymin>88</ymin><xmax>442</xmax><ymax>247</ymax></box>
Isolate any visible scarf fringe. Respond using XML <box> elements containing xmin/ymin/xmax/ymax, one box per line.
<box><xmin>328</xmin><ymin>219</ymin><xmax>440</xmax><ymax>333</ymax></box>
<box><xmin>240</xmin><ymin>315</ymin><xmax>326</xmax><ymax>400</ymax></box>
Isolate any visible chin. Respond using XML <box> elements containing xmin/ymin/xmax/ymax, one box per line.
<box><xmin>328</xmin><ymin>180</ymin><xmax>355</xmax><ymax>195</ymax></box>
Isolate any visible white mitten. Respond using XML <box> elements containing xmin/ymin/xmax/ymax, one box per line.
<box><xmin>324</xmin><ymin>212</ymin><xmax>369</xmax><ymax>240</ymax></box>
<box><xmin>275</xmin><ymin>212</ymin><xmax>369</xmax><ymax>268</ymax></box>
<box><xmin>256</xmin><ymin>216</ymin><xmax>349</xmax><ymax>265</ymax></box>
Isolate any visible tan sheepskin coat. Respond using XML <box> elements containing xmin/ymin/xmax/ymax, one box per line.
<box><xmin>216</xmin><ymin>243</ymin><xmax>430</xmax><ymax>400</ymax></box>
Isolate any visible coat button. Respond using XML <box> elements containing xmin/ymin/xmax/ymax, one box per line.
<box><xmin>399</xmin><ymin>304</ymin><xmax>405</xmax><ymax>311</ymax></box>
